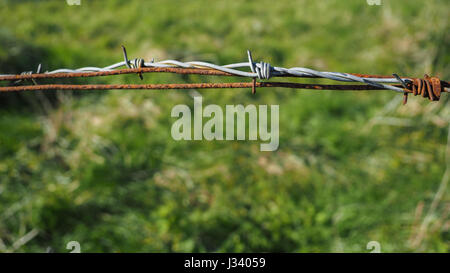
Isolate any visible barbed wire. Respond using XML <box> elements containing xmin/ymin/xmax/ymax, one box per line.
<box><xmin>0</xmin><ymin>46</ymin><xmax>448</xmax><ymax>104</ymax></box>
<box><xmin>0</xmin><ymin>82</ymin><xmax>408</xmax><ymax>92</ymax></box>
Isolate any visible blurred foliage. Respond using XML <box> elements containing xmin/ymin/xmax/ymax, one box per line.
<box><xmin>0</xmin><ymin>0</ymin><xmax>449</xmax><ymax>252</ymax></box>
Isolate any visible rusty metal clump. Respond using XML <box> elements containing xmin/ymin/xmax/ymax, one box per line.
<box><xmin>400</xmin><ymin>75</ymin><xmax>445</xmax><ymax>105</ymax></box>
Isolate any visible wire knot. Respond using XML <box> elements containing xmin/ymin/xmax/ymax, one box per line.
<box><xmin>130</xmin><ymin>58</ymin><xmax>145</xmax><ymax>69</ymax></box>
<box><xmin>121</xmin><ymin>45</ymin><xmax>145</xmax><ymax>80</ymax></box>
<box><xmin>247</xmin><ymin>50</ymin><xmax>271</xmax><ymax>80</ymax></box>
<box><xmin>15</xmin><ymin>64</ymin><xmax>42</xmax><ymax>85</ymax></box>
<box><xmin>409</xmin><ymin>75</ymin><xmax>442</xmax><ymax>102</ymax></box>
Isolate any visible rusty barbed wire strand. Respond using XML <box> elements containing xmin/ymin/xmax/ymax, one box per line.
<box><xmin>0</xmin><ymin>82</ymin><xmax>412</xmax><ymax>92</ymax></box>
<box><xmin>0</xmin><ymin>67</ymin><xmax>238</xmax><ymax>81</ymax></box>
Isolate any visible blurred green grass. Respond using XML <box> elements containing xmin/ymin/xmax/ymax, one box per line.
<box><xmin>0</xmin><ymin>0</ymin><xmax>449</xmax><ymax>252</ymax></box>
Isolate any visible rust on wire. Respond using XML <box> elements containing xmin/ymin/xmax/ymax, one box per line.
<box><xmin>0</xmin><ymin>82</ymin><xmax>408</xmax><ymax>93</ymax></box>
<box><xmin>252</xmin><ymin>78</ymin><xmax>257</xmax><ymax>94</ymax></box>
<box><xmin>0</xmin><ymin>68</ymin><xmax>239</xmax><ymax>81</ymax></box>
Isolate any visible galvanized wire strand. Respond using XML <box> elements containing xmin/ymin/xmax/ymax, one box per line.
<box><xmin>0</xmin><ymin>49</ymin><xmax>415</xmax><ymax>93</ymax></box>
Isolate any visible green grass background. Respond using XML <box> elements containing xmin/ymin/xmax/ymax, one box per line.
<box><xmin>0</xmin><ymin>0</ymin><xmax>449</xmax><ymax>252</ymax></box>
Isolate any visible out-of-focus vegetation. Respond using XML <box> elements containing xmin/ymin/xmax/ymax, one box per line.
<box><xmin>0</xmin><ymin>0</ymin><xmax>448</xmax><ymax>252</ymax></box>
